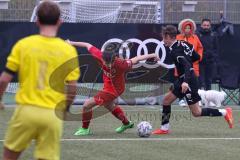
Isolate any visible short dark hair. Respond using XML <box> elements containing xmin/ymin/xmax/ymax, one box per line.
<box><xmin>201</xmin><ymin>18</ymin><xmax>211</xmax><ymax>24</ymax></box>
<box><xmin>162</xmin><ymin>25</ymin><xmax>177</xmax><ymax>39</ymax></box>
<box><xmin>102</xmin><ymin>42</ymin><xmax>120</xmax><ymax>64</ymax></box>
<box><xmin>37</xmin><ymin>0</ymin><xmax>61</xmax><ymax>25</ymax></box>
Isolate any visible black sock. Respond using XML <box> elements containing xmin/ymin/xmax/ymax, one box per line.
<box><xmin>201</xmin><ymin>108</ymin><xmax>223</xmax><ymax>117</ymax></box>
<box><xmin>161</xmin><ymin>105</ymin><xmax>171</xmax><ymax>125</ymax></box>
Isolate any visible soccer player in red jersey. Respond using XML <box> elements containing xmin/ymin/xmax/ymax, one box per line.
<box><xmin>67</xmin><ymin>40</ymin><xmax>158</xmax><ymax>135</ymax></box>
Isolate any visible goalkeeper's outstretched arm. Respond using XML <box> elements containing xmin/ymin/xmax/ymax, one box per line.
<box><xmin>66</xmin><ymin>40</ymin><xmax>92</xmax><ymax>50</ymax></box>
<box><xmin>130</xmin><ymin>53</ymin><xmax>158</xmax><ymax>64</ymax></box>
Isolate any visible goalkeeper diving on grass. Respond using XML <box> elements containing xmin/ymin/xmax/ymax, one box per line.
<box><xmin>67</xmin><ymin>40</ymin><xmax>159</xmax><ymax>136</ymax></box>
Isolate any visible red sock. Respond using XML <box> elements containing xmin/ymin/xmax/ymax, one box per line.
<box><xmin>82</xmin><ymin>108</ymin><xmax>93</xmax><ymax>129</ymax></box>
<box><xmin>111</xmin><ymin>106</ymin><xmax>129</xmax><ymax>125</ymax></box>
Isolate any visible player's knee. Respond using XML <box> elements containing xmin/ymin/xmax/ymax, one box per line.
<box><xmin>3</xmin><ymin>147</ymin><xmax>21</xmax><ymax>160</ymax></box>
<box><xmin>104</xmin><ymin>103</ymin><xmax>115</xmax><ymax>111</ymax></box>
<box><xmin>191</xmin><ymin>110</ymin><xmax>201</xmax><ymax>117</ymax></box>
<box><xmin>162</xmin><ymin>97</ymin><xmax>172</xmax><ymax>105</ymax></box>
<box><xmin>82</xmin><ymin>105</ymin><xmax>92</xmax><ymax>113</ymax></box>
<box><xmin>83</xmin><ymin>99</ymin><xmax>95</xmax><ymax>110</ymax></box>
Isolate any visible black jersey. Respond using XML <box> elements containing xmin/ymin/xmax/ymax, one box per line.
<box><xmin>170</xmin><ymin>40</ymin><xmax>200</xmax><ymax>83</ymax></box>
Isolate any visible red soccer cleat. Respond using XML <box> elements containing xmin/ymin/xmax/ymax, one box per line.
<box><xmin>152</xmin><ymin>129</ymin><xmax>170</xmax><ymax>135</ymax></box>
<box><xmin>224</xmin><ymin>107</ymin><xmax>234</xmax><ymax>129</ymax></box>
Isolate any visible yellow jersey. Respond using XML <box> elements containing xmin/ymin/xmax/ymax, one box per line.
<box><xmin>6</xmin><ymin>35</ymin><xmax>80</xmax><ymax>109</ymax></box>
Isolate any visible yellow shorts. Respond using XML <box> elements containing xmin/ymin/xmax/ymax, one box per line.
<box><xmin>4</xmin><ymin>105</ymin><xmax>63</xmax><ymax>160</ymax></box>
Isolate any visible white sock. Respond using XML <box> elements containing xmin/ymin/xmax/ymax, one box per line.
<box><xmin>161</xmin><ymin>123</ymin><xmax>170</xmax><ymax>131</ymax></box>
<box><xmin>218</xmin><ymin>109</ymin><xmax>227</xmax><ymax>116</ymax></box>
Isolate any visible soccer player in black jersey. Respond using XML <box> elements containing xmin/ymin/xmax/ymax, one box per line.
<box><xmin>152</xmin><ymin>25</ymin><xmax>233</xmax><ymax>135</ymax></box>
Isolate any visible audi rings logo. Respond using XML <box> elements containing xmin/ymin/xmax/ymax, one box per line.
<box><xmin>101</xmin><ymin>38</ymin><xmax>175</xmax><ymax>69</ymax></box>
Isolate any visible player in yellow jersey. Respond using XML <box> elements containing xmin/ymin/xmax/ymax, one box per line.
<box><xmin>0</xmin><ymin>1</ymin><xmax>80</xmax><ymax>160</ymax></box>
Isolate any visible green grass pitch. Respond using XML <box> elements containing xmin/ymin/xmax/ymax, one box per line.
<box><xmin>0</xmin><ymin>105</ymin><xmax>240</xmax><ymax>160</ymax></box>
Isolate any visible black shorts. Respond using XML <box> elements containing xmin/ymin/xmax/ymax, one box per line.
<box><xmin>171</xmin><ymin>76</ymin><xmax>201</xmax><ymax>105</ymax></box>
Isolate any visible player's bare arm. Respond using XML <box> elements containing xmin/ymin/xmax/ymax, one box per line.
<box><xmin>66</xmin><ymin>40</ymin><xmax>93</xmax><ymax>50</ymax></box>
<box><xmin>65</xmin><ymin>80</ymin><xmax>78</xmax><ymax>112</ymax></box>
<box><xmin>130</xmin><ymin>53</ymin><xmax>158</xmax><ymax>64</ymax></box>
<box><xmin>0</xmin><ymin>72</ymin><xmax>13</xmax><ymax>109</ymax></box>
<box><xmin>176</xmin><ymin>56</ymin><xmax>192</xmax><ymax>93</ymax></box>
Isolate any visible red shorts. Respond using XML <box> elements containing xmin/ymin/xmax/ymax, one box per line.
<box><xmin>94</xmin><ymin>91</ymin><xmax>117</xmax><ymax>105</ymax></box>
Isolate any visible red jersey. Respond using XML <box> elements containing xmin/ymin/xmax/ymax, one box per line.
<box><xmin>88</xmin><ymin>46</ymin><xmax>132</xmax><ymax>96</ymax></box>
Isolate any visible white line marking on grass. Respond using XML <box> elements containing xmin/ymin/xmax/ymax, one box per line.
<box><xmin>4</xmin><ymin>105</ymin><xmax>240</xmax><ymax>112</ymax></box>
<box><xmin>125</xmin><ymin>110</ymin><xmax>190</xmax><ymax>112</ymax></box>
<box><xmin>124</xmin><ymin>109</ymin><xmax>240</xmax><ymax>112</ymax></box>
<box><xmin>1</xmin><ymin>138</ymin><xmax>240</xmax><ymax>142</ymax></box>
<box><xmin>59</xmin><ymin>138</ymin><xmax>240</xmax><ymax>141</ymax></box>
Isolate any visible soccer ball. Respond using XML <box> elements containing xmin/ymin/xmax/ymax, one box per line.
<box><xmin>137</xmin><ymin>121</ymin><xmax>152</xmax><ymax>138</ymax></box>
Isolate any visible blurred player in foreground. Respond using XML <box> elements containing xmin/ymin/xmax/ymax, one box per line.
<box><xmin>0</xmin><ymin>1</ymin><xmax>80</xmax><ymax>159</ymax></box>
<box><xmin>67</xmin><ymin>40</ymin><xmax>158</xmax><ymax>136</ymax></box>
<box><xmin>152</xmin><ymin>25</ymin><xmax>233</xmax><ymax>135</ymax></box>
